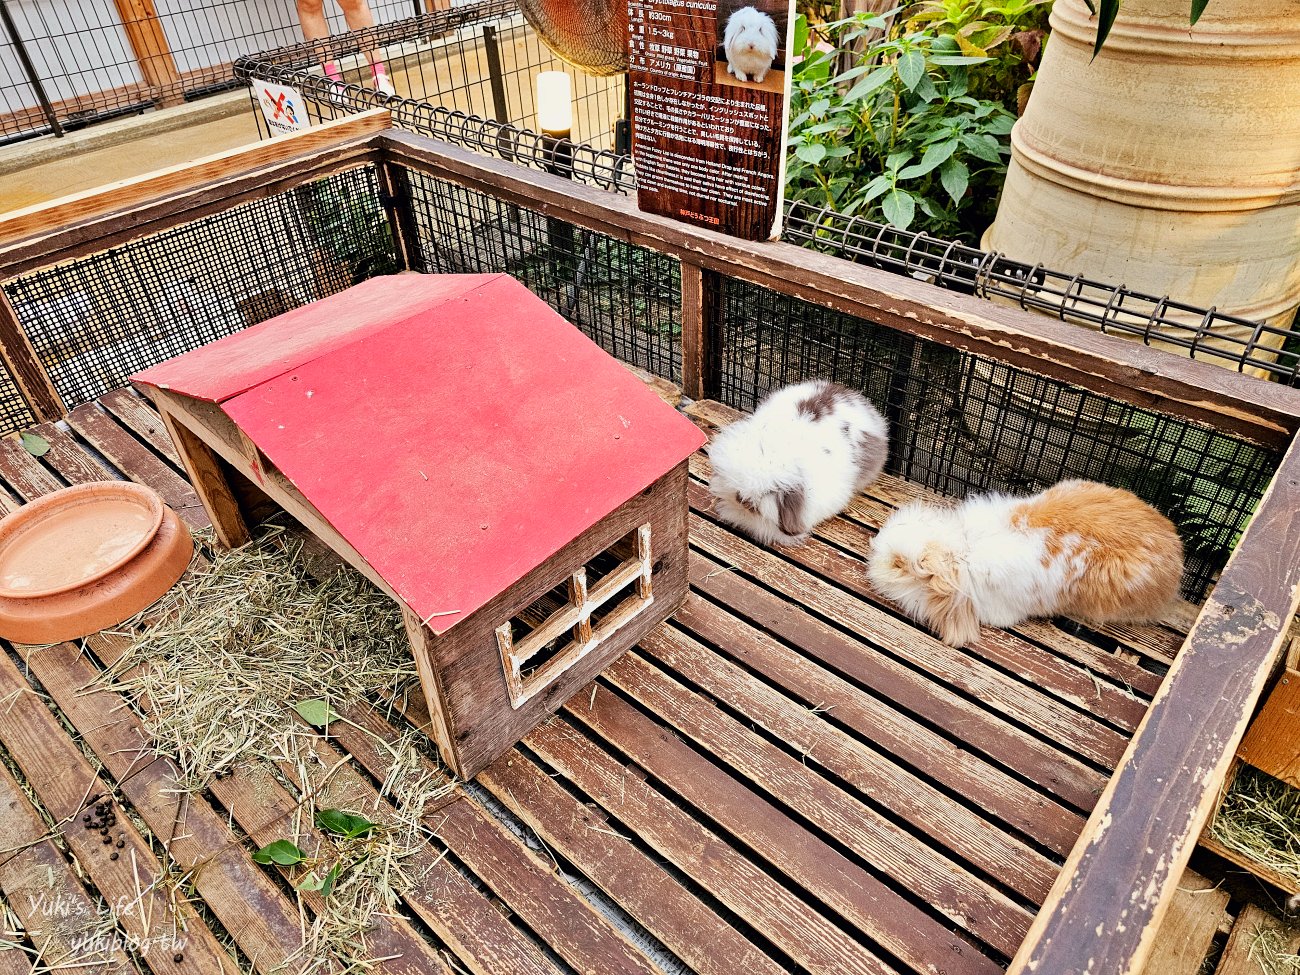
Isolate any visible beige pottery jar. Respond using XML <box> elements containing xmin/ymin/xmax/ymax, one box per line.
<box><xmin>983</xmin><ymin>0</ymin><xmax>1300</xmax><ymax>378</ymax></box>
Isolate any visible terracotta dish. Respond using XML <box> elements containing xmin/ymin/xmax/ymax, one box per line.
<box><xmin>0</xmin><ymin>481</ymin><xmax>192</xmax><ymax>644</ymax></box>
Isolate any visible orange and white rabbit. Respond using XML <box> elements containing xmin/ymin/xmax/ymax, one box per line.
<box><xmin>867</xmin><ymin>479</ymin><xmax>1183</xmax><ymax>647</ymax></box>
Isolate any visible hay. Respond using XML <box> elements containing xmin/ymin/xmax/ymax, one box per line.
<box><xmin>1249</xmin><ymin>923</ymin><xmax>1300</xmax><ymax>975</ymax></box>
<box><xmin>103</xmin><ymin>523</ymin><xmax>455</xmax><ymax>974</ymax></box>
<box><xmin>106</xmin><ymin>524</ymin><xmax>417</xmax><ymax>791</ymax></box>
<box><xmin>1210</xmin><ymin>765</ymin><xmax>1300</xmax><ymax>890</ymax></box>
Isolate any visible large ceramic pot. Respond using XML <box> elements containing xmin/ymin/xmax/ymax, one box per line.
<box><xmin>983</xmin><ymin>0</ymin><xmax>1300</xmax><ymax>377</ymax></box>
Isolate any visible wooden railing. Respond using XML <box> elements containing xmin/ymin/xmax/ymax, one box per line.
<box><xmin>2</xmin><ymin>112</ymin><xmax>1300</xmax><ymax>975</ymax></box>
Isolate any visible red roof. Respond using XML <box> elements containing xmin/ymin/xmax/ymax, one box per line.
<box><xmin>134</xmin><ymin>274</ymin><xmax>704</xmax><ymax>633</ymax></box>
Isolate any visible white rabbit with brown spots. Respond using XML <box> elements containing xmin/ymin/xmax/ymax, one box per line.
<box><xmin>708</xmin><ymin>380</ymin><xmax>889</xmax><ymax>547</ymax></box>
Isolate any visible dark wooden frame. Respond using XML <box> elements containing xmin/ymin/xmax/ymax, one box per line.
<box><xmin>3</xmin><ymin>115</ymin><xmax>1300</xmax><ymax>972</ymax></box>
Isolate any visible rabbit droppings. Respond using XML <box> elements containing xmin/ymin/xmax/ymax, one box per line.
<box><xmin>724</xmin><ymin>6</ymin><xmax>779</xmax><ymax>83</ymax></box>
<box><xmin>868</xmin><ymin>479</ymin><xmax>1184</xmax><ymax>648</ymax></box>
<box><xmin>708</xmin><ymin>380</ymin><xmax>889</xmax><ymax>547</ymax></box>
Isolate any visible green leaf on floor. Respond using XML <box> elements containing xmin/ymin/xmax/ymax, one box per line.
<box><xmin>294</xmin><ymin>698</ymin><xmax>335</xmax><ymax>729</ymax></box>
<box><xmin>252</xmin><ymin>839</ymin><xmax>305</xmax><ymax>865</ymax></box>
<box><xmin>316</xmin><ymin>809</ymin><xmax>377</xmax><ymax>839</ymax></box>
<box><xmin>19</xmin><ymin>432</ymin><xmax>49</xmax><ymax>457</ymax></box>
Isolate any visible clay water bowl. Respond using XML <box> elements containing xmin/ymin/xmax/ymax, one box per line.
<box><xmin>0</xmin><ymin>481</ymin><xmax>193</xmax><ymax>644</ymax></box>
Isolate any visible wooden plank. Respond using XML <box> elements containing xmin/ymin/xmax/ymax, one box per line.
<box><xmin>1138</xmin><ymin>870</ymin><xmax>1230</xmax><ymax>975</ymax></box>
<box><xmin>1237</xmin><ymin>669</ymin><xmax>1300</xmax><ymax>787</ymax></box>
<box><xmin>0</xmin><ymin>763</ymin><xmax>136</xmax><ymax>975</ymax></box>
<box><xmin>478</xmin><ymin>748</ymin><xmax>788</xmax><ymax>975</ymax></box>
<box><xmin>521</xmin><ymin>711</ymin><xmax>902</xmax><ymax>975</ymax></box>
<box><xmin>1006</xmin><ymin>436</ymin><xmax>1300</xmax><ymax>975</ymax></box>
<box><xmin>325</xmin><ymin>707</ymin><xmax>665</xmax><ymax>975</ymax></box>
<box><xmin>0</xmin><ymin>651</ymin><xmax>237</xmax><ymax>975</ymax></box>
<box><xmin>641</xmin><ymin>619</ymin><xmax>1060</xmax><ymax>901</ymax></box>
<box><xmin>1198</xmin><ymin>834</ymin><xmax>1300</xmax><ymax>898</ymax></box>
<box><xmin>672</xmin><ymin>591</ymin><xmax>1084</xmax><ymax>856</ymax></box>
<box><xmin>254</xmin><ymin>724</ymin><xmax>556</xmax><ymax>975</ymax></box>
<box><xmin>381</xmin><ymin>130</ymin><xmax>1300</xmax><ymax>447</ymax></box>
<box><xmin>151</xmin><ymin>397</ymin><xmax>248</xmax><ymax>546</ymax></box>
<box><xmin>99</xmin><ymin>387</ymin><xmax>183</xmax><ymax>467</ymax></box>
<box><xmin>1214</xmin><ymin>903</ymin><xmax>1300</xmax><ymax>975</ymax></box>
<box><xmin>112</xmin><ymin>0</ymin><xmax>182</xmax><ymax>97</ymax></box>
<box><xmin>65</xmin><ymin>402</ymin><xmax>208</xmax><ymax>529</ymax></box>
<box><xmin>603</xmin><ymin>647</ymin><xmax>1034</xmax><ymax>956</ymax></box>
<box><xmin>688</xmin><ymin>544</ymin><xmax>1109</xmax><ymax>812</ymax></box>
<box><xmin>0</xmin><ymin>435</ymin><xmax>63</xmax><ymax>500</ymax></box>
<box><xmin>564</xmin><ymin>683</ymin><xmax>1005</xmax><ymax>975</ymax></box>
<box><xmin>688</xmin><ymin>509</ymin><xmax>1129</xmax><ymax>769</ymax></box>
<box><xmin>686</xmin><ymin>476</ymin><xmax>1149</xmax><ymax>733</ymax></box>
<box><xmin>680</xmin><ymin>262</ymin><xmax>717</xmax><ymax>400</ymax></box>
<box><xmin>29</xmin><ymin>422</ymin><xmax>114</xmax><ymax>485</ymax></box>
<box><xmin>0</xmin><ymin>110</ymin><xmax>391</xmax><ymax>250</ymax></box>
<box><xmin>0</xmin><ymin>940</ymin><xmax>31</xmax><ymax>975</ymax></box>
<box><xmin>201</xmin><ymin>753</ymin><xmax>457</xmax><ymax>974</ymax></box>
<box><xmin>10</xmin><ymin>640</ymin><xmax>306</xmax><ymax>973</ymax></box>
<box><xmin>0</xmin><ymin>294</ymin><xmax>62</xmax><ymax>424</ymax></box>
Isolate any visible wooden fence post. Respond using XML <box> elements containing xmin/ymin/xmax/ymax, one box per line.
<box><xmin>0</xmin><ymin>292</ymin><xmax>65</xmax><ymax>424</ymax></box>
<box><xmin>680</xmin><ymin>261</ymin><xmax>719</xmax><ymax>401</ymax></box>
<box><xmin>113</xmin><ymin>0</ymin><xmax>183</xmax><ymax>106</ymax></box>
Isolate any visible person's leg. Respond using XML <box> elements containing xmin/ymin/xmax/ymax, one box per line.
<box><xmin>295</xmin><ymin>0</ymin><xmax>344</xmax><ymax>81</ymax></box>
<box><xmin>337</xmin><ymin>0</ymin><xmax>395</xmax><ymax>93</ymax></box>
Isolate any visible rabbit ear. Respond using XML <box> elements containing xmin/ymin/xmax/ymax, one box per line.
<box><xmin>761</xmin><ymin>17</ymin><xmax>779</xmax><ymax>47</ymax></box>
<box><xmin>776</xmin><ymin>484</ymin><xmax>806</xmax><ymax>537</ymax></box>
<box><xmin>918</xmin><ymin>548</ymin><xmax>981</xmax><ymax>647</ymax></box>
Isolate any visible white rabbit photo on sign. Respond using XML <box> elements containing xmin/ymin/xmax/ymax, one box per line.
<box><xmin>714</xmin><ymin>0</ymin><xmax>788</xmax><ymax>92</ymax></box>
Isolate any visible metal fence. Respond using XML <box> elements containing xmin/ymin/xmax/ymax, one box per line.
<box><xmin>236</xmin><ymin>4</ymin><xmax>626</xmax><ymax>152</ymax></box>
<box><xmin>0</xmin><ymin>0</ymin><xmax>425</xmax><ymax>143</ymax></box>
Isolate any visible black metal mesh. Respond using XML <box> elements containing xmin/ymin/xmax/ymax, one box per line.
<box><xmin>0</xmin><ymin>360</ymin><xmax>35</xmax><ymax>432</ymax></box>
<box><xmin>237</xmin><ymin>4</ymin><xmax>632</xmax><ymax>185</ymax></box>
<box><xmin>784</xmin><ymin>201</ymin><xmax>1300</xmax><ymax>385</ymax></box>
<box><xmin>0</xmin><ymin>0</ymin><xmax>422</xmax><ymax>143</ymax></box>
<box><xmin>3</xmin><ymin>166</ymin><xmax>399</xmax><ymax>409</ymax></box>
<box><xmin>715</xmin><ymin>278</ymin><xmax>1280</xmax><ymax>601</ymax></box>
<box><xmin>399</xmin><ymin>167</ymin><xmax>680</xmax><ymax>381</ymax></box>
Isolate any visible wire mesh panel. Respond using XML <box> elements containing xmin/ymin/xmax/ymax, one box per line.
<box><xmin>784</xmin><ymin>201</ymin><xmax>1300</xmax><ymax>385</ymax></box>
<box><xmin>400</xmin><ymin>167</ymin><xmax>680</xmax><ymax>381</ymax></box>
<box><xmin>238</xmin><ymin>4</ymin><xmax>628</xmax><ymax>160</ymax></box>
<box><xmin>2</xmin><ymin>166</ymin><xmax>399</xmax><ymax>409</ymax></box>
<box><xmin>0</xmin><ymin>0</ymin><xmax>424</xmax><ymax>142</ymax></box>
<box><xmin>714</xmin><ymin>277</ymin><xmax>1281</xmax><ymax>601</ymax></box>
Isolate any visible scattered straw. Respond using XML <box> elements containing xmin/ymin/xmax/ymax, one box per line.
<box><xmin>99</xmin><ymin>523</ymin><xmax>456</xmax><ymax>974</ymax></box>
<box><xmin>105</xmin><ymin>524</ymin><xmax>417</xmax><ymax>791</ymax></box>
<box><xmin>1210</xmin><ymin>765</ymin><xmax>1300</xmax><ymax>890</ymax></box>
<box><xmin>1249</xmin><ymin>923</ymin><xmax>1300</xmax><ymax>975</ymax></box>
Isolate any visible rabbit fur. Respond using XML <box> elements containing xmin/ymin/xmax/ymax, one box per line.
<box><xmin>724</xmin><ymin>6</ymin><xmax>779</xmax><ymax>83</ymax></box>
<box><xmin>709</xmin><ymin>380</ymin><xmax>889</xmax><ymax>547</ymax></box>
<box><xmin>868</xmin><ymin>479</ymin><xmax>1184</xmax><ymax>647</ymax></box>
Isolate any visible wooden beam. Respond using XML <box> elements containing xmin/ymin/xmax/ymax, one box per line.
<box><xmin>0</xmin><ymin>291</ymin><xmax>63</xmax><ymax>423</ymax></box>
<box><xmin>380</xmin><ymin>130</ymin><xmax>1300</xmax><ymax>447</ymax></box>
<box><xmin>0</xmin><ymin>108</ymin><xmax>391</xmax><ymax>254</ymax></box>
<box><xmin>680</xmin><ymin>262</ymin><xmax>718</xmax><ymax>401</ymax></box>
<box><xmin>1005</xmin><ymin>432</ymin><xmax>1300</xmax><ymax>975</ymax></box>
<box><xmin>112</xmin><ymin>0</ymin><xmax>182</xmax><ymax>103</ymax></box>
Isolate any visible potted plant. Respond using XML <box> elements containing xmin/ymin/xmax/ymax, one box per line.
<box><xmin>982</xmin><ymin>0</ymin><xmax>1300</xmax><ymax>377</ymax></box>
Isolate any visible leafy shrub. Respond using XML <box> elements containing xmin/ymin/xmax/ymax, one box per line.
<box><xmin>786</xmin><ymin>11</ymin><xmax>1017</xmax><ymax>241</ymax></box>
<box><xmin>903</xmin><ymin>0</ymin><xmax>1049</xmax><ymax>112</ymax></box>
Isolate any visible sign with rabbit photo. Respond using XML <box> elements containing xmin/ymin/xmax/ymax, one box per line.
<box><xmin>626</xmin><ymin>0</ymin><xmax>794</xmax><ymax>240</ymax></box>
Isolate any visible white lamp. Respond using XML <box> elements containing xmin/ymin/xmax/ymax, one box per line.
<box><xmin>536</xmin><ymin>71</ymin><xmax>573</xmax><ymax>138</ymax></box>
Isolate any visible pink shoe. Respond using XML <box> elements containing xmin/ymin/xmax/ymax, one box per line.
<box><xmin>371</xmin><ymin>64</ymin><xmax>396</xmax><ymax>96</ymax></box>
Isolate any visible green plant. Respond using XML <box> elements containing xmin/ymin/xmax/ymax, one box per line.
<box><xmin>903</xmin><ymin>0</ymin><xmax>1050</xmax><ymax>110</ymax></box>
<box><xmin>786</xmin><ymin>12</ymin><xmax>1017</xmax><ymax>241</ymax></box>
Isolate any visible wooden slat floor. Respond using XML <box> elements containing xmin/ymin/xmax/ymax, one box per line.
<box><xmin>0</xmin><ymin>387</ymin><xmax>1254</xmax><ymax>975</ymax></box>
